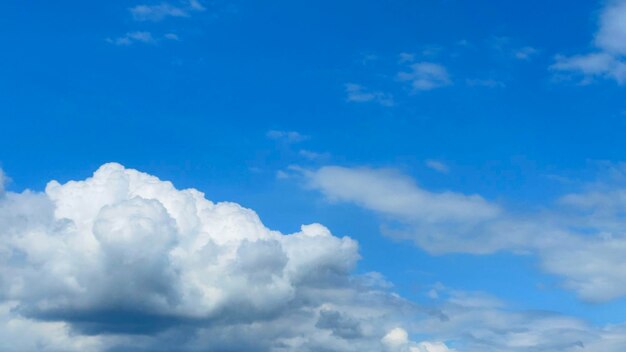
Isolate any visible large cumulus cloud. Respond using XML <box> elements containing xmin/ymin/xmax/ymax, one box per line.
<box><xmin>0</xmin><ymin>163</ymin><xmax>433</xmax><ymax>351</ymax></box>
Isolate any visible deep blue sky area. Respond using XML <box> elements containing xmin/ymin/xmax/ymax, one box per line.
<box><xmin>2</xmin><ymin>0</ymin><xmax>626</xmax><ymax>349</ymax></box>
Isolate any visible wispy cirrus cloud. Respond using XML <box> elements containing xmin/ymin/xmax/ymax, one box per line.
<box><xmin>299</xmin><ymin>164</ymin><xmax>626</xmax><ymax>302</ymax></box>
<box><xmin>109</xmin><ymin>1</ymin><xmax>206</xmax><ymax>45</ymax></box>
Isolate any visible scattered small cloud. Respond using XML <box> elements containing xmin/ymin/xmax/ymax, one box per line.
<box><xmin>107</xmin><ymin>31</ymin><xmax>156</xmax><ymax>46</ymax></box>
<box><xmin>398</xmin><ymin>62</ymin><xmax>452</xmax><ymax>91</ymax></box>
<box><xmin>488</xmin><ymin>36</ymin><xmax>540</xmax><ymax>62</ymax></box>
<box><xmin>551</xmin><ymin>0</ymin><xmax>626</xmax><ymax>84</ymax></box>
<box><xmin>129</xmin><ymin>1</ymin><xmax>205</xmax><ymax>22</ymax></box>
<box><xmin>514</xmin><ymin>46</ymin><xmax>538</xmax><ymax>60</ymax></box>
<box><xmin>299</xmin><ymin>149</ymin><xmax>330</xmax><ymax>161</ymax></box>
<box><xmin>425</xmin><ymin>160</ymin><xmax>450</xmax><ymax>174</ymax></box>
<box><xmin>107</xmin><ymin>31</ymin><xmax>180</xmax><ymax>46</ymax></box>
<box><xmin>345</xmin><ymin>83</ymin><xmax>394</xmax><ymax>107</ymax></box>
<box><xmin>552</xmin><ymin>52</ymin><xmax>626</xmax><ymax>84</ymax></box>
<box><xmin>266</xmin><ymin>130</ymin><xmax>308</xmax><ymax>143</ymax></box>
<box><xmin>398</xmin><ymin>47</ymin><xmax>441</xmax><ymax>63</ymax></box>
<box><xmin>130</xmin><ymin>3</ymin><xmax>188</xmax><ymax>21</ymax></box>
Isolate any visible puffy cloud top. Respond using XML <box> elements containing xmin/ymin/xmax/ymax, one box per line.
<box><xmin>5</xmin><ymin>163</ymin><xmax>360</xmax><ymax>326</ymax></box>
<box><xmin>0</xmin><ymin>163</ymin><xmax>417</xmax><ymax>351</ymax></box>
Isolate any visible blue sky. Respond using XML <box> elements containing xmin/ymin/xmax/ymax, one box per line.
<box><xmin>2</xmin><ymin>0</ymin><xmax>626</xmax><ymax>351</ymax></box>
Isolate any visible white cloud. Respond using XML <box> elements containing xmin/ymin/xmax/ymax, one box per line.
<box><xmin>551</xmin><ymin>0</ymin><xmax>626</xmax><ymax>84</ymax></box>
<box><xmin>514</xmin><ymin>46</ymin><xmax>538</xmax><ymax>60</ymax></box>
<box><xmin>107</xmin><ymin>31</ymin><xmax>181</xmax><ymax>46</ymax></box>
<box><xmin>381</xmin><ymin>327</ymin><xmax>455</xmax><ymax>352</ymax></box>
<box><xmin>425</xmin><ymin>160</ymin><xmax>449</xmax><ymax>174</ymax></box>
<box><xmin>266</xmin><ymin>130</ymin><xmax>308</xmax><ymax>143</ymax></box>
<box><xmin>301</xmin><ymin>165</ymin><xmax>626</xmax><ymax>302</ymax></box>
<box><xmin>0</xmin><ymin>163</ymin><xmax>423</xmax><ymax>351</ymax></box>
<box><xmin>299</xmin><ymin>149</ymin><xmax>330</xmax><ymax>160</ymax></box>
<box><xmin>375</xmin><ymin>282</ymin><xmax>626</xmax><ymax>352</ymax></box>
<box><xmin>552</xmin><ymin>52</ymin><xmax>626</xmax><ymax>84</ymax></box>
<box><xmin>415</xmin><ymin>341</ymin><xmax>455</xmax><ymax>352</ymax></box>
<box><xmin>107</xmin><ymin>31</ymin><xmax>156</xmax><ymax>46</ymax></box>
<box><xmin>131</xmin><ymin>3</ymin><xmax>188</xmax><ymax>21</ymax></box>
<box><xmin>345</xmin><ymin>83</ymin><xmax>394</xmax><ymax>107</ymax></box>
<box><xmin>382</xmin><ymin>327</ymin><xmax>409</xmax><ymax>348</ymax></box>
<box><xmin>380</xmin><ymin>328</ymin><xmax>409</xmax><ymax>352</ymax></box>
<box><xmin>305</xmin><ymin>166</ymin><xmax>500</xmax><ymax>225</ymax></box>
<box><xmin>595</xmin><ymin>0</ymin><xmax>626</xmax><ymax>56</ymax></box>
<box><xmin>398</xmin><ymin>62</ymin><xmax>451</xmax><ymax>91</ymax></box>
<box><xmin>129</xmin><ymin>1</ymin><xmax>205</xmax><ymax>22</ymax></box>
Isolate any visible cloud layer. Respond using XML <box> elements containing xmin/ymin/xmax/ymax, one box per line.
<box><xmin>2</xmin><ymin>164</ymin><xmax>626</xmax><ymax>350</ymax></box>
<box><xmin>303</xmin><ymin>165</ymin><xmax>626</xmax><ymax>302</ymax></box>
